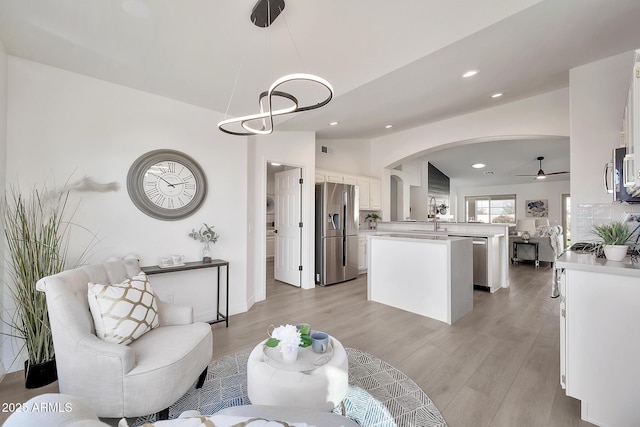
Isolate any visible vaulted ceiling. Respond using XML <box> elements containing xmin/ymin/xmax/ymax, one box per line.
<box><xmin>1</xmin><ymin>0</ymin><xmax>639</xmax><ymax>185</ymax></box>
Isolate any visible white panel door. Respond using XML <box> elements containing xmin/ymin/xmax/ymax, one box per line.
<box><xmin>274</xmin><ymin>168</ymin><xmax>302</xmax><ymax>286</ymax></box>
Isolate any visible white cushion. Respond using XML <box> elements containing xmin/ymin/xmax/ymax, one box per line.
<box><xmin>87</xmin><ymin>271</ymin><xmax>159</xmax><ymax>345</ymax></box>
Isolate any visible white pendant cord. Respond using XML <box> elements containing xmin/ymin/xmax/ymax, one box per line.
<box><xmin>222</xmin><ymin>53</ymin><xmax>246</xmax><ymax>120</ymax></box>
<box><xmin>281</xmin><ymin>13</ymin><xmax>306</xmax><ymax>72</ymax></box>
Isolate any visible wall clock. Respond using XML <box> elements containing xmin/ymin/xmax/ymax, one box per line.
<box><xmin>127</xmin><ymin>149</ymin><xmax>207</xmax><ymax>220</ymax></box>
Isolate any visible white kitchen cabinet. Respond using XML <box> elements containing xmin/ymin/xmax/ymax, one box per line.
<box><xmin>623</xmin><ymin>50</ymin><xmax>640</xmax><ymax>194</ymax></box>
<box><xmin>326</xmin><ymin>172</ymin><xmax>343</xmax><ymax>183</ymax></box>
<box><xmin>558</xmin><ymin>257</ymin><xmax>640</xmax><ymax>427</ymax></box>
<box><xmin>357</xmin><ymin>235</ymin><xmax>367</xmax><ymax>273</ymax></box>
<box><xmin>343</xmin><ymin>175</ymin><xmax>358</xmax><ymax>186</ymax></box>
<box><xmin>357</xmin><ymin>178</ymin><xmax>370</xmax><ymax>209</ymax></box>
<box><xmin>369</xmin><ymin>178</ymin><xmax>381</xmax><ymax>209</ymax></box>
<box><xmin>314</xmin><ymin>169</ymin><xmax>381</xmax><ymax>210</ymax></box>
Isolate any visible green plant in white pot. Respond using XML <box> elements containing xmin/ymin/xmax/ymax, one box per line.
<box><xmin>365</xmin><ymin>213</ymin><xmax>381</xmax><ymax>229</ymax></box>
<box><xmin>1</xmin><ymin>184</ymin><xmax>93</xmax><ymax>388</ymax></box>
<box><xmin>591</xmin><ymin>221</ymin><xmax>634</xmax><ymax>262</ymax></box>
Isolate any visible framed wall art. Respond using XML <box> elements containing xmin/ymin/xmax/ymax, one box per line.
<box><xmin>525</xmin><ymin>199</ymin><xmax>548</xmax><ymax>217</ymax></box>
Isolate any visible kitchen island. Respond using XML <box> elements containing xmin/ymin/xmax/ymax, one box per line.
<box><xmin>376</xmin><ymin>221</ymin><xmax>510</xmax><ymax>292</ymax></box>
<box><xmin>367</xmin><ymin>233</ymin><xmax>473</xmax><ymax>325</ymax></box>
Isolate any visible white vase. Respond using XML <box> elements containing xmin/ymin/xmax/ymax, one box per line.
<box><xmin>280</xmin><ymin>346</ymin><xmax>299</xmax><ymax>364</ymax></box>
<box><xmin>603</xmin><ymin>245</ymin><xmax>628</xmax><ymax>262</ymax></box>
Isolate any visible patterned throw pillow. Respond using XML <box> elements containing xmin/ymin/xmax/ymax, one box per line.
<box><xmin>88</xmin><ymin>272</ymin><xmax>159</xmax><ymax>345</ymax></box>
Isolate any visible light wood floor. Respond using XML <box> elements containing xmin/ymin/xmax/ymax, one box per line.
<box><xmin>0</xmin><ymin>262</ymin><xmax>594</xmax><ymax>426</ymax></box>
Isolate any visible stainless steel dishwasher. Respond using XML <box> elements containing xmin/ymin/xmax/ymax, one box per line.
<box><xmin>472</xmin><ymin>237</ymin><xmax>488</xmax><ymax>288</ymax></box>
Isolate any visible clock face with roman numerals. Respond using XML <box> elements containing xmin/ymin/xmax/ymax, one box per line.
<box><xmin>127</xmin><ymin>150</ymin><xmax>207</xmax><ymax>220</ymax></box>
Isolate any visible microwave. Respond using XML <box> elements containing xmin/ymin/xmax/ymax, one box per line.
<box><xmin>605</xmin><ymin>147</ymin><xmax>640</xmax><ymax>203</ymax></box>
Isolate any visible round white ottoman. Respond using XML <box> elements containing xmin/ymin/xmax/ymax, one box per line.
<box><xmin>247</xmin><ymin>335</ymin><xmax>349</xmax><ymax>411</ymax></box>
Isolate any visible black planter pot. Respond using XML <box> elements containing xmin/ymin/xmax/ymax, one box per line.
<box><xmin>24</xmin><ymin>358</ymin><xmax>57</xmax><ymax>389</ymax></box>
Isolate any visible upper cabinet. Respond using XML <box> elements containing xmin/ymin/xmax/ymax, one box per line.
<box><xmin>623</xmin><ymin>50</ymin><xmax>640</xmax><ymax>194</ymax></box>
<box><xmin>369</xmin><ymin>178</ymin><xmax>381</xmax><ymax>209</ymax></box>
<box><xmin>316</xmin><ymin>169</ymin><xmax>381</xmax><ymax>210</ymax></box>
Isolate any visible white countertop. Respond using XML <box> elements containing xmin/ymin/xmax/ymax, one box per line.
<box><xmin>376</xmin><ymin>222</ymin><xmax>507</xmax><ymax>238</ymax></box>
<box><xmin>370</xmin><ymin>233</ymin><xmax>470</xmax><ymax>244</ymax></box>
<box><xmin>557</xmin><ymin>251</ymin><xmax>640</xmax><ymax>277</ymax></box>
<box><xmin>381</xmin><ymin>229</ymin><xmax>502</xmax><ymax>238</ymax></box>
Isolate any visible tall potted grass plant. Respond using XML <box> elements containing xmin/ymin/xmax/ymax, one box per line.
<box><xmin>1</xmin><ymin>184</ymin><xmax>90</xmax><ymax>388</ymax></box>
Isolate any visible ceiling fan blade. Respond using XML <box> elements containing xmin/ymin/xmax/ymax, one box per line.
<box><xmin>515</xmin><ymin>155</ymin><xmax>569</xmax><ymax>178</ymax></box>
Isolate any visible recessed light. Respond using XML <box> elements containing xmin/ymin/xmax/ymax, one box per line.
<box><xmin>462</xmin><ymin>70</ymin><xmax>478</xmax><ymax>78</ymax></box>
<box><xmin>385</xmin><ymin>125</ymin><xmax>393</xmax><ymax>129</ymax></box>
<box><xmin>271</xmin><ymin>162</ymin><xmax>281</xmax><ymax>166</ymax></box>
<box><xmin>491</xmin><ymin>93</ymin><xmax>503</xmax><ymax>98</ymax></box>
<box><xmin>329</xmin><ymin>121</ymin><xmax>339</xmax><ymax>126</ymax></box>
<box><xmin>472</xmin><ymin>163</ymin><xmax>486</xmax><ymax>169</ymax></box>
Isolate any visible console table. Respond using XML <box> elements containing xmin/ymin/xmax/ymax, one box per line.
<box><xmin>142</xmin><ymin>259</ymin><xmax>229</xmax><ymax>327</ymax></box>
<box><xmin>512</xmin><ymin>241</ymin><xmax>539</xmax><ymax>268</ymax></box>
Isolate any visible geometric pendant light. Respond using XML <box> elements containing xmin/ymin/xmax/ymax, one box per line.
<box><xmin>217</xmin><ymin>73</ymin><xmax>333</xmax><ymax>136</ymax></box>
<box><xmin>217</xmin><ymin>0</ymin><xmax>334</xmax><ymax>136</ymax></box>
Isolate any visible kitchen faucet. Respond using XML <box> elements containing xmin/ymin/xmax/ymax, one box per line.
<box><xmin>428</xmin><ymin>196</ymin><xmax>436</xmax><ymax>218</ymax></box>
<box><xmin>428</xmin><ymin>196</ymin><xmax>439</xmax><ymax>231</ymax></box>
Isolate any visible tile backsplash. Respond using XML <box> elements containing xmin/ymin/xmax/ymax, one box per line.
<box><xmin>575</xmin><ymin>202</ymin><xmax>640</xmax><ymax>243</ymax></box>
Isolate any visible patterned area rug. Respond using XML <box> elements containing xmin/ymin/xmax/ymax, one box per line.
<box><xmin>132</xmin><ymin>347</ymin><xmax>447</xmax><ymax>427</ymax></box>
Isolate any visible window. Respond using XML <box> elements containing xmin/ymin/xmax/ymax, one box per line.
<box><xmin>465</xmin><ymin>195</ymin><xmax>516</xmax><ymax>224</ymax></box>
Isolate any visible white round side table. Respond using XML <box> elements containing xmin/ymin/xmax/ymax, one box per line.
<box><xmin>246</xmin><ymin>335</ymin><xmax>349</xmax><ymax>411</ymax></box>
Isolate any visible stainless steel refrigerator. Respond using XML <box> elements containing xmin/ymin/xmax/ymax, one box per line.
<box><xmin>315</xmin><ymin>182</ymin><xmax>359</xmax><ymax>286</ymax></box>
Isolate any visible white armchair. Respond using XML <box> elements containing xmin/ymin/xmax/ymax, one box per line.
<box><xmin>36</xmin><ymin>259</ymin><xmax>213</xmax><ymax>418</ymax></box>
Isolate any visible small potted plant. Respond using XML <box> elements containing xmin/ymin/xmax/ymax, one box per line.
<box><xmin>365</xmin><ymin>213</ymin><xmax>381</xmax><ymax>230</ymax></box>
<box><xmin>591</xmin><ymin>221</ymin><xmax>635</xmax><ymax>261</ymax></box>
<box><xmin>265</xmin><ymin>324</ymin><xmax>312</xmax><ymax>363</ymax></box>
<box><xmin>188</xmin><ymin>223</ymin><xmax>219</xmax><ymax>263</ymax></box>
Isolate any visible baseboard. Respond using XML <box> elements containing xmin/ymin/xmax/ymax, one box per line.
<box><xmin>244</xmin><ymin>295</ymin><xmax>256</xmax><ymax>312</ymax></box>
<box><xmin>2</xmin><ymin>352</ymin><xmax>25</xmax><ymax>374</ymax></box>
<box><xmin>195</xmin><ymin>300</ymin><xmax>252</xmax><ymax>324</ymax></box>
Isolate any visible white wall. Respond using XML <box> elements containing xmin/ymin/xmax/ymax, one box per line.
<box><xmin>315</xmin><ymin>139</ymin><xmax>372</xmax><ymax>176</ymax></box>
<box><xmin>0</xmin><ymin>41</ymin><xmax>6</xmax><ymax>196</ymax></box>
<box><xmin>4</xmin><ymin>57</ymin><xmax>249</xmax><ymax>370</ymax></box>
<box><xmin>569</xmin><ymin>50</ymin><xmax>635</xmax><ymax>242</ymax></box>
<box><xmin>371</xmin><ymin>89</ymin><xmax>570</xmax><ymax>220</ymax></box>
<box><xmin>0</xmin><ymin>38</ymin><xmax>8</xmax><ymax>378</ymax></box>
<box><xmin>247</xmin><ymin>131</ymin><xmax>316</xmax><ymax>306</ymax></box>
<box><xmin>453</xmin><ymin>180</ymin><xmax>570</xmax><ymax>227</ymax></box>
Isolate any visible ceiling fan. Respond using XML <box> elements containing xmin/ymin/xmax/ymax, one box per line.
<box><xmin>516</xmin><ymin>156</ymin><xmax>569</xmax><ymax>180</ymax></box>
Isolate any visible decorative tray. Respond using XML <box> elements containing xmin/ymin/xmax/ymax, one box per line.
<box><xmin>158</xmin><ymin>263</ymin><xmax>185</xmax><ymax>268</ymax></box>
<box><xmin>262</xmin><ymin>339</ymin><xmax>334</xmax><ymax>372</ymax></box>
